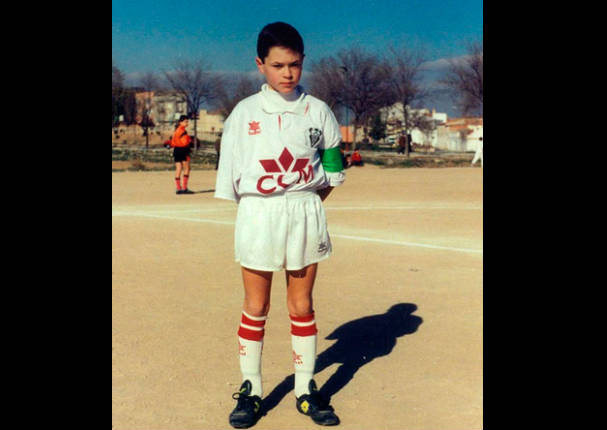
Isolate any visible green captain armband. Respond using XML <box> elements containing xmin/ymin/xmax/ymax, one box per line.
<box><xmin>319</xmin><ymin>147</ymin><xmax>344</xmax><ymax>172</ymax></box>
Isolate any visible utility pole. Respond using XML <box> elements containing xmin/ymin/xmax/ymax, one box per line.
<box><xmin>340</xmin><ymin>66</ymin><xmax>349</xmax><ymax>150</ymax></box>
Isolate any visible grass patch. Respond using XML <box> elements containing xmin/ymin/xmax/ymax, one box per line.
<box><xmin>363</xmin><ymin>154</ymin><xmax>474</xmax><ymax>168</ymax></box>
<box><xmin>112</xmin><ymin>147</ymin><xmax>218</xmax><ymax>172</ymax></box>
<box><xmin>112</xmin><ymin>146</ymin><xmax>476</xmax><ymax>171</ymax></box>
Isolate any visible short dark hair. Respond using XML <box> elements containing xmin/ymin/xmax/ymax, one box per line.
<box><xmin>257</xmin><ymin>22</ymin><xmax>304</xmax><ymax>62</ymax></box>
<box><xmin>175</xmin><ymin>114</ymin><xmax>189</xmax><ymax>129</ymax></box>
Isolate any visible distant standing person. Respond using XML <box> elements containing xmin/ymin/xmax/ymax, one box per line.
<box><xmin>471</xmin><ymin>137</ymin><xmax>483</xmax><ymax>167</ymax></box>
<box><xmin>171</xmin><ymin>115</ymin><xmax>194</xmax><ymax>194</ymax></box>
<box><xmin>214</xmin><ymin>135</ymin><xmax>221</xmax><ymax>170</ymax></box>
<box><xmin>396</xmin><ymin>133</ymin><xmax>406</xmax><ymax>154</ymax></box>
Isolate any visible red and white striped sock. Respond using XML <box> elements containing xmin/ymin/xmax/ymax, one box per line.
<box><xmin>290</xmin><ymin>312</ymin><xmax>318</xmax><ymax>397</ymax></box>
<box><xmin>238</xmin><ymin>310</ymin><xmax>267</xmax><ymax>397</ymax></box>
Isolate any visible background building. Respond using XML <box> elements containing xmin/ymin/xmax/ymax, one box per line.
<box><xmin>435</xmin><ymin>117</ymin><xmax>483</xmax><ymax>152</ymax></box>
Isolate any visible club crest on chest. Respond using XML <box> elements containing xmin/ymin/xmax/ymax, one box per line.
<box><xmin>308</xmin><ymin>128</ymin><xmax>322</xmax><ymax>147</ymax></box>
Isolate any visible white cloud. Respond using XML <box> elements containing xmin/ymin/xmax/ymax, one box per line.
<box><xmin>420</xmin><ymin>54</ymin><xmax>472</xmax><ymax>72</ymax></box>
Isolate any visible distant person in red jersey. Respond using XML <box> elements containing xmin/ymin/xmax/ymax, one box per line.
<box><xmin>351</xmin><ymin>150</ymin><xmax>363</xmax><ymax>166</ymax></box>
<box><xmin>171</xmin><ymin>115</ymin><xmax>194</xmax><ymax>194</ymax></box>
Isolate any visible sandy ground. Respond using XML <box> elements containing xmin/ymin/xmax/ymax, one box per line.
<box><xmin>112</xmin><ymin>165</ymin><xmax>483</xmax><ymax>429</ymax></box>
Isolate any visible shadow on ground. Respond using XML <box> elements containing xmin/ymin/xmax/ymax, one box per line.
<box><xmin>260</xmin><ymin>302</ymin><xmax>423</xmax><ymax>415</ymax></box>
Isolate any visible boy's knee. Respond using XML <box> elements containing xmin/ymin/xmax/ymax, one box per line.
<box><xmin>244</xmin><ymin>300</ymin><xmax>270</xmax><ymax>317</ymax></box>
<box><xmin>287</xmin><ymin>297</ymin><xmax>313</xmax><ymax>317</ymax></box>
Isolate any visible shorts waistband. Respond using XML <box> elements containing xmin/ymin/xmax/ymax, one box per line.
<box><xmin>240</xmin><ymin>190</ymin><xmax>318</xmax><ymax>200</ymax></box>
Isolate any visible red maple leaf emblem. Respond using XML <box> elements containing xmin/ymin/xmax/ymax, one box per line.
<box><xmin>239</xmin><ymin>341</ymin><xmax>247</xmax><ymax>356</ymax></box>
<box><xmin>259</xmin><ymin>148</ymin><xmax>308</xmax><ymax>173</ymax></box>
<box><xmin>292</xmin><ymin>350</ymin><xmax>303</xmax><ymax>365</ymax></box>
<box><xmin>256</xmin><ymin>148</ymin><xmax>314</xmax><ymax>194</ymax></box>
<box><xmin>248</xmin><ymin>121</ymin><xmax>261</xmax><ymax>135</ymax></box>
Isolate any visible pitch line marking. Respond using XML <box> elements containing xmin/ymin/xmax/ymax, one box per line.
<box><xmin>112</xmin><ymin>204</ymin><xmax>481</xmax><ymax>217</ymax></box>
<box><xmin>325</xmin><ymin>205</ymin><xmax>481</xmax><ymax>211</ymax></box>
<box><xmin>111</xmin><ymin>211</ymin><xmax>235</xmax><ymax>225</ymax></box>
<box><xmin>112</xmin><ymin>211</ymin><xmax>482</xmax><ymax>254</ymax></box>
<box><xmin>331</xmin><ymin>233</ymin><xmax>482</xmax><ymax>254</ymax></box>
<box><xmin>131</xmin><ymin>207</ymin><xmax>235</xmax><ymax>215</ymax></box>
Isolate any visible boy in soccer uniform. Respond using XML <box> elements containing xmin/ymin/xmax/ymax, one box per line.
<box><xmin>171</xmin><ymin>115</ymin><xmax>194</xmax><ymax>194</ymax></box>
<box><xmin>215</xmin><ymin>22</ymin><xmax>345</xmax><ymax>428</ymax></box>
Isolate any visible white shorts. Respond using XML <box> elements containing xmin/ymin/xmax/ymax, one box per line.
<box><xmin>234</xmin><ymin>191</ymin><xmax>332</xmax><ymax>271</ymax></box>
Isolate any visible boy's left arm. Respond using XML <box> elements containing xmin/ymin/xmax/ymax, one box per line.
<box><xmin>318</xmin><ymin>105</ymin><xmax>345</xmax><ymax>200</ymax></box>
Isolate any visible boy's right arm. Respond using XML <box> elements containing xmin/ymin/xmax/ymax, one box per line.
<box><xmin>214</xmin><ymin>114</ymin><xmax>240</xmax><ymax>202</ymax></box>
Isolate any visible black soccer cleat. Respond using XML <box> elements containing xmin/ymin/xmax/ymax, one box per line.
<box><xmin>295</xmin><ymin>380</ymin><xmax>340</xmax><ymax>426</ymax></box>
<box><xmin>229</xmin><ymin>380</ymin><xmax>262</xmax><ymax>428</ymax></box>
<box><xmin>176</xmin><ymin>189</ymin><xmax>183</xmax><ymax>195</ymax></box>
<box><xmin>182</xmin><ymin>189</ymin><xmax>194</xmax><ymax>194</ymax></box>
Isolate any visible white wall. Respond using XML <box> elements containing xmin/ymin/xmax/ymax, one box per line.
<box><xmin>435</xmin><ymin>124</ymin><xmax>483</xmax><ymax>151</ymax></box>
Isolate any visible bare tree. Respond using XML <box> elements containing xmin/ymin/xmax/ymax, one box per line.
<box><xmin>335</xmin><ymin>47</ymin><xmax>395</xmax><ymax>150</ymax></box>
<box><xmin>138</xmin><ymin>72</ymin><xmax>158</xmax><ymax>149</ymax></box>
<box><xmin>386</xmin><ymin>45</ymin><xmax>430</xmax><ymax>157</ymax></box>
<box><xmin>164</xmin><ymin>59</ymin><xmax>219</xmax><ymax>149</ymax></box>
<box><xmin>112</xmin><ymin>63</ymin><xmax>125</xmax><ymax>127</ymax></box>
<box><xmin>122</xmin><ymin>89</ymin><xmax>138</xmax><ymax>126</ymax></box>
<box><xmin>309</xmin><ymin>48</ymin><xmax>395</xmax><ymax>150</ymax></box>
<box><xmin>308</xmin><ymin>57</ymin><xmax>342</xmax><ymax>110</ymax></box>
<box><xmin>215</xmin><ymin>74</ymin><xmax>261</xmax><ymax>119</ymax></box>
<box><xmin>441</xmin><ymin>41</ymin><xmax>483</xmax><ymax>116</ymax></box>
<box><xmin>308</xmin><ymin>57</ymin><xmax>352</xmax><ymax>141</ymax></box>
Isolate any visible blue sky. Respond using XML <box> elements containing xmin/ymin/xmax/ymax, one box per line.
<box><xmin>113</xmin><ymin>0</ymin><xmax>482</xmax><ymax>116</ymax></box>
<box><xmin>113</xmin><ymin>0</ymin><xmax>482</xmax><ymax>74</ymax></box>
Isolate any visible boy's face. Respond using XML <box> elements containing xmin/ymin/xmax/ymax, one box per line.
<box><xmin>256</xmin><ymin>46</ymin><xmax>304</xmax><ymax>94</ymax></box>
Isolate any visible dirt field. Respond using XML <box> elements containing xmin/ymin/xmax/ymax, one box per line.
<box><xmin>112</xmin><ymin>165</ymin><xmax>483</xmax><ymax>429</ymax></box>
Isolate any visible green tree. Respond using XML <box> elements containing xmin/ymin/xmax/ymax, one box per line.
<box><xmin>112</xmin><ymin>63</ymin><xmax>125</xmax><ymax>127</ymax></box>
<box><xmin>368</xmin><ymin>113</ymin><xmax>386</xmax><ymax>142</ymax></box>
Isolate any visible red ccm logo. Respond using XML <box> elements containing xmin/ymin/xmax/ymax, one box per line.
<box><xmin>257</xmin><ymin>148</ymin><xmax>314</xmax><ymax>194</ymax></box>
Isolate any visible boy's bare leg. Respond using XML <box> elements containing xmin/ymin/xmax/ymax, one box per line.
<box><xmin>286</xmin><ymin>264</ymin><xmax>319</xmax><ymax>398</ymax></box>
<box><xmin>174</xmin><ymin>162</ymin><xmax>183</xmax><ymax>192</ymax></box>
<box><xmin>285</xmin><ymin>263</ymin><xmax>317</xmax><ymax>316</ymax></box>
<box><xmin>241</xmin><ymin>267</ymin><xmax>273</xmax><ymax>316</ymax></box>
<box><xmin>237</xmin><ymin>267</ymin><xmax>273</xmax><ymax>399</ymax></box>
<box><xmin>182</xmin><ymin>159</ymin><xmax>192</xmax><ymax>192</ymax></box>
